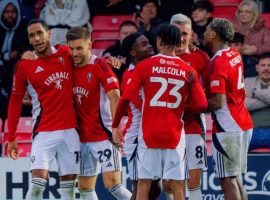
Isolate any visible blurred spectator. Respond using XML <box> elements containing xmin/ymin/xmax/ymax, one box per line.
<box><xmin>40</xmin><ymin>0</ymin><xmax>91</xmax><ymax>45</ymax></box>
<box><xmin>87</xmin><ymin>0</ymin><xmax>136</xmax><ymax>20</ymax></box>
<box><xmin>232</xmin><ymin>0</ymin><xmax>270</xmax><ymax>77</ymax></box>
<box><xmin>158</xmin><ymin>0</ymin><xmax>195</xmax><ymax>22</ymax></box>
<box><xmin>229</xmin><ymin>32</ymin><xmax>245</xmax><ymax>52</ymax></box>
<box><xmin>244</xmin><ymin>52</ymin><xmax>270</xmax><ymax>149</ymax></box>
<box><xmin>18</xmin><ymin>0</ymin><xmax>37</xmax><ymax>23</ymax></box>
<box><xmin>229</xmin><ymin>32</ymin><xmax>257</xmax><ymax>77</ymax></box>
<box><xmin>103</xmin><ymin>20</ymin><xmax>138</xmax><ymax>84</ymax></box>
<box><xmin>134</xmin><ymin>0</ymin><xmax>166</xmax><ymax>53</ymax></box>
<box><xmin>191</xmin><ymin>0</ymin><xmax>214</xmax><ymax>56</ymax></box>
<box><xmin>0</xmin><ymin>0</ymin><xmax>29</xmax><ymax>122</ymax></box>
<box><xmin>245</xmin><ymin>52</ymin><xmax>270</xmax><ymax>127</ymax></box>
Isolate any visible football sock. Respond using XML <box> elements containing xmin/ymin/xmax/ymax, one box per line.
<box><xmin>25</xmin><ymin>177</ymin><xmax>47</xmax><ymax>200</ymax></box>
<box><xmin>107</xmin><ymin>184</ymin><xmax>132</xmax><ymax>200</ymax></box>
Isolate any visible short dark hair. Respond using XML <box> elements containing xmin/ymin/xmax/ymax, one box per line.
<box><xmin>122</xmin><ymin>32</ymin><xmax>143</xmax><ymax>58</ymax></box>
<box><xmin>157</xmin><ymin>24</ymin><xmax>181</xmax><ymax>47</ymax></box>
<box><xmin>27</xmin><ymin>19</ymin><xmax>49</xmax><ymax>31</ymax></box>
<box><xmin>258</xmin><ymin>52</ymin><xmax>270</xmax><ymax>63</ymax></box>
<box><xmin>66</xmin><ymin>26</ymin><xmax>90</xmax><ymax>41</ymax></box>
<box><xmin>209</xmin><ymin>18</ymin><xmax>234</xmax><ymax>42</ymax></box>
<box><xmin>119</xmin><ymin>20</ymin><xmax>138</xmax><ymax>32</ymax></box>
<box><xmin>230</xmin><ymin>32</ymin><xmax>245</xmax><ymax>44</ymax></box>
<box><xmin>192</xmin><ymin>0</ymin><xmax>214</xmax><ymax>13</ymax></box>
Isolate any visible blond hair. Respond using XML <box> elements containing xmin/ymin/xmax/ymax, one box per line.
<box><xmin>236</xmin><ymin>0</ymin><xmax>259</xmax><ymax>28</ymax></box>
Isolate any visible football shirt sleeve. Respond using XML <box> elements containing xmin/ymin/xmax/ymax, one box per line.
<box><xmin>208</xmin><ymin>58</ymin><xmax>227</xmax><ymax>94</ymax></box>
<box><xmin>8</xmin><ymin>62</ymin><xmax>27</xmax><ymax>142</ymax></box>
<box><xmin>112</xmin><ymin>63</ymin><xmax>144</xmax><ymax>128</ymax></box>
<box><xmin>96</xmin><ymin>58</ymin><xmax>120</xmax><ymax>92</ymax></box>
<box><xmin>185</xmin><ymin>69</ymin><xmax>208</xmax><ymax>113</ymax></box>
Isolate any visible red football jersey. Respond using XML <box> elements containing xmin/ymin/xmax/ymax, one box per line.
<box><xmin>205</xmin><ymin>48</ymin><xmax>253</xmax><ymax>133</ymax></box>
<box><xmin>73</xmin><ymin>55</ymin><xmax>119</xmax><ymax>142</ymax></box>
<box><xmin>8</xmin><ymin>45</ymin><xmax>76</xmax><ymax>141</ymax></box>
<box><xmin>121</xmin><ymin>64</ymin><xmax>142</xmax><ymax>144</ymax></box>
<box><xmin>180</xmin><ymin>50</ymin><xmax>210</xmax><ymax>135</ymax></box>
<box><xmin>120</xmin><ymin>54</ymin><xmax>207</xmax><ymax>149</ymax></box>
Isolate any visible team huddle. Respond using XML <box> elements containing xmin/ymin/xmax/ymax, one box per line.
<box><xmin>7</xmin><ymin>15</ymin><xmax>253</xmax><ymax>200</ymax></box>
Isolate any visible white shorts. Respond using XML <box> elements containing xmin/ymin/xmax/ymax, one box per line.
<box><xmin>186</xmin><ymin>134</ymin><xmax>207</xmax><ymax>170</ymax></box>
<box><xmin>212</xmin><ymin>129</ymin><xmax>252</xmax><ymax>178</ymax></box>
<box><xmin>124</xmin><ymin>142</ymin><xmax>138</xmax><ymax>181</ymax></box>
<box><xmin>30</xmin><ymin>128</ymin><xmax>80</xmax><ymax>176</ymax></box>
<box><xmin>137</xmin><ymin>147</ymin><xmax>188</xmax><ymax>180</ymax></box>
<box><xmin>80</xmin><ymin>140</ymin><xmax>122</xmax><ymax>176</ymax></box>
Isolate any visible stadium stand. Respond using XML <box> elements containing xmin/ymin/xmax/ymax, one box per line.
<box><xmin>212</xmin><ymin>5</ymin><xmax>237</xmax><ymax>20</ymax></box>
<box><xmin>91</xmin><ymin>15</ymin><xmax>133</xmax><ymax>49</ymax></box>
<box><xmin>262</xmin><ymin>13</ymin><xmax>270</xmax><ymax>28</ymax></box>
<box><xmin>91</xmin><ymin>31</ymin><xmax>119</xmax><ymax>49</ymax></box>
<box><xmin>210</xmin><ymin>0</ymin><xmax>242</xmax><ymax>4</ymax></box>
<box><xmin>2</xmin><ymin>117</ymin><xmax>32</xmax><ymax>157</ymax></box>
<box><xmin>91</xmin><ymin>15</ymin><xmax>133</xmax><ymax>32</ymax></box>
<box><xmin>35</xmin><ymin>0</ymin><xmax>46</xmax><ymax>17</ymax></box>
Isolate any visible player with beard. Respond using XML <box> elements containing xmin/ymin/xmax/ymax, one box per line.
<box><xmin>169</xmin><ymin>13</ymin><xmax>210</xmax><ymax>200</ymax></box>
<box><xmin>8</xmin><ymin>19</ymin><xmax>80</xmax><ymax>200</ymax></box>
<box><xmin>112</xmin><ymin>25</ymin><xmax>208</xmax><ymax>200</ymax></box>
<box><xmin>121</xmin><ymin>32</ymin><xmax>161</xmax><ymax>200</ymax></box>
<box><xmin>66</xmin><ymin>27</ymin><xmax>131</xmax><ymax>200</ymax></box>
<box><xmin>204</xmin><ymin>18</ymin><xmax>253</xmax><ymax>200</ymax></box>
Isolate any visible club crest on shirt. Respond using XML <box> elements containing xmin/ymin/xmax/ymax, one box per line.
<box><xmin>58</xmin><ymin>56</ymin><xmax>64</xmax><ymax>64</ymax></box>
<box><xmin>160</xmin><ymin>59</ymin><xmax>165</xmax><ymax>64</ymax></box>
<box><xmin>87</xmin><ymin>72</ymin><xmax>92</xmax><ymax>82</ymax></box>
<box><xmin>31</xmin><ymin>156</ymin><xmax>35</xmax><ymax>163</ymax></box>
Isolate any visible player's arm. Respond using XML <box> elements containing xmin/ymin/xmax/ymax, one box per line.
<box><xmin>206</xmin><ymin>93</ymin><xmax>226</xmax><ymax>112</ymax></box>
<box><xmin>8</xmin><ymin>62</ymin><xmax>27</xmax><ymax>160</ymax></box>
<box><xmin>112</xmin><ymin>63</ymin><xmax>143</xmax><ymax>145</ymax></box>
<box><xmin>205</xmin><ymin>59</ymin><xmax>227</xmax><ymax>112</ymax></box>
<box><xmin>185</xmin><ymin>70</ymin><xmax>208</xmax><ymax>113</ymax></box>
<box><xmin>107</xmin><ymin>89</ymin><xmax>121</xmax><ymax>119</ymax></box>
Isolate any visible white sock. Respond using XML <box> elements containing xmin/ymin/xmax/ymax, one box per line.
<box><xmin>26</xmin><ymin>177</ymin><xmax>47</xmax><ymax>200</ymax></box>
<box><xmin>107</xmin><ymin>184</ymin><xmax>131</xmax><ymax>200</ymax></box>
<box><xmin>79</xmin><ymin>189</ymin><xmax>98</xmax><ymax>200</ymax></box>
<box><xmin>59</xmin><ymin>180</ymin><xmax>76</xmax><ymax>200</ymax></box>
<box><xmin>165</xmin><ymin>192</ymin><xmax>174</xmax><ymax>200</ymax></box>
<box><xmin>188</xmin><ymin>187</ymin><xmax>203</xmax><ymax>200</ymax></box>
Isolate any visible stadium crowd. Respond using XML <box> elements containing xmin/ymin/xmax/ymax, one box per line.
<box><xmin>0</xmin><ymin>0</ymin><xmax>270</xmax><ymax>200</ymax></box>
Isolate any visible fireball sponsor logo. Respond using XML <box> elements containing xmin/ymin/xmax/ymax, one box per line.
<box><xmin>44</xmin><ymin>72</ymin><xmax>69</xmax><ymax>90</ymax></box>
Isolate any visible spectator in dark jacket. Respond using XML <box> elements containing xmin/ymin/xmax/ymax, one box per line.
<box><xmin>191</xmin><ymin>0</ymin><xmax>214</xmax><ymax>56</ymax></box>
<box><xmin>103</xmin><ymin>20</ymin><xmax>138</xmax><ymax>85</ymax></box>
<box><xmin>0</xmin><ymin>0</ymin><xmax>30</xmax><ymax>121</ymax></box>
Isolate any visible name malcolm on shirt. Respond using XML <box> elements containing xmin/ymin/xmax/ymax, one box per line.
<box><xmin>152</xmin><ymin>66</ymin><xmax>186</xmax><ymax>77</ymax></box>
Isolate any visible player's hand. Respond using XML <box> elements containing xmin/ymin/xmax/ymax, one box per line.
<box><xmin>21</xmin><ymin>51</ymin><xmax>37</xmax><ymax>60</ymax></box>
<box><xmin>112</xmin><ymin>128</ymin><xmax>123</xmax><ymax>148</ymax></box>
<box><xmin>107</xmin><ymin>56</ymin><xmax>121</xmax><ymax>69</ymax></box>
<box><xmin>8</xmin><ymin>141</ymin><xmax>19</xmax><ymax>160</ymax></box>
<box><xmin>189</xmin><ymin>43</ymin><xmax>198</xmax><ymax>52</ymax></box>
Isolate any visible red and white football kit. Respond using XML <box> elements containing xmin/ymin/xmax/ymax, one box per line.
<box><xmin>8</xmin><ymin>45</ymin><xmax>80</xmax><ymax>175</ymax></box>
<box><xmin>180</xmin><ymin>49</ymin><xmax>210</xmax><ymax>169</ymax></box>
<box><xmin>73</xmin><ymin>55</ymin><xmax>121</xmax><ymax>176</ymax></box>
<box><xmin>205</xmin><ymin>48</ymin><xmax>253</xmax><ymax>133</ymax></box>
<box><xmin>113</xmin><ymin>54</ymin><xmax>208</xmax><ymax>180</ymax></box>
<box><xmin>205</xmin><ymin>47</ymin><xmax>253</xmax><ymax>178</ymax></box>
<box><xmin>73</xmin><ymin>55</ymin><xmax>119</xmax><ymax>142</ymax></box>
<box><xmin>121</xmin><ymin>63</ymin><xmax>143</xmax><ymax>180</ymax></box>
<box><xmin>8</xmin><ymin>45</ymin><xmax>76</xmax><ymax>140</ymax></box>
